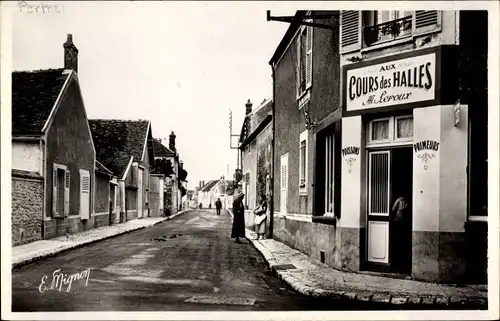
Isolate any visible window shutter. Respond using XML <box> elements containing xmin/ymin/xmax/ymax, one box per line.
<box><xmin>52</xmin><ymin>166</ymin><xmax>58</xmax><ymax>217</ymax></box>
<box><xmin>340</xmin><ymin>10</ymin><xmax>361</xmax><ymax>53</ymax></box>
<box><xmin>64</xmin><ymin>169</ymin><xmax>70</xmax><ymax>216</ymax></box>
<box><xmin>413</xmin><ymin>10</ymin><xmax>441</xmax><ymax>36</ymax></box>
<box><xmin>79</xmin><ymin>170</ymin><xmax>91</xmax><ymax>220</ymax></box>
<box><xmin>305</xmin><ymin>22</ymin><xmax>313</xmax><ymax>89</ymax></box>
<box><xmin>296</xmin><ymin>37</ymin><xmax>301</xmax><ymax>97</ymax></box>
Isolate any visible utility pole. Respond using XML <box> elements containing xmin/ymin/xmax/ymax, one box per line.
<box><xmin>229</xmin><ymin>109</ymin><xmax>240</xmax><ymax>169</ymax></box>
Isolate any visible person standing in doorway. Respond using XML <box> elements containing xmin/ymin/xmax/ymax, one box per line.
<box><xmin>253</xmin><ymin>194</ymin><xmax>268</xmax><ymax>240</ymax></box>
<box><xmin>391</xmin><ymin>194</ymin><xmax>410</xmax><ymax>272</ymax></box>
<box><xmin>231</xmin><ymin>192</ymin><xmax>246</xmax><ymax>243</ymax></box>
<box><xmin>215</xmin><ymin>198</ymin><xmax>222</xmax><ymax>216</ymax></box>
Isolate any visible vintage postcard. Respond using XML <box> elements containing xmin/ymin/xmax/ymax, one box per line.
<box><xmin>1</xmin><ymin>1</ymin><xmax>498</xmax><ymax>320</ymax></box>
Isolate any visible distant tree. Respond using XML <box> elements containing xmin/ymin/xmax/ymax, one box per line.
<box><xmin>152</xmin><ymin>158</ymin><xmax>174</xmax><ymax>177</ymax></box>
<box><xmin>178</xmin><ymin>167</ymin><xmax>188</xmax><ymax>182</ymax></box>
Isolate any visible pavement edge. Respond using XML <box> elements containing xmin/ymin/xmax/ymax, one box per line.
<box><xmin>226</xmin><ymin>211</ymin><xmax>487</xmax><ymax>310</ymax></box>
<box><xmin>12</xmin><ymin>210</ymin><xmax>190</xmax><ymax>269</ymax></box>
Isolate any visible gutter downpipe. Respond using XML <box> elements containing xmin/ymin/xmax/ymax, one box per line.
<box><xmin>269</xmin><ymin>62</ymin><xmax>276</xmax><ymax>239</ymax></box>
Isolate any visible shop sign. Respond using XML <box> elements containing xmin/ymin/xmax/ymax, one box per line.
<box><xmin>346</xmin><ymin>53</ymin><xmax>436</xmax><ymax>111</ymax></box>
<box><xmin>413</xmin><ymin>140</ymin><xmax>439</xmax><ymax>171</ymax></box>
<box><xmin>342</xmin><ymin>146</ymin><xmax>360</xmax><ymax>173</ymax></box>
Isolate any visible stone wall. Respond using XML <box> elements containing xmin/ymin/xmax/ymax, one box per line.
<box><xmin>94</xmin><ymin>214</ymin><xmax>110</xmax><ymax>228</ymax></box>
<box><xmin>95</xmin><ymin>173</ymin><xmax>110</xmax><ymax>213</ymax></box>
<box><xmin>12</xmin><ymin>176</ymin><xmax>43</xmax><ymax>246</ymax></box>
<box><xmin>43</xmin><ymin>216</ymin><xmax>95</xmax><ymax>240</ymax></box>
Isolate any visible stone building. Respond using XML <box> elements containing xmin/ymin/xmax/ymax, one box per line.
<box><xmin>269</xmin><ymin>11</ymin><xmax>342</xmax><ymax>261</ymax></box>
<box><xmin>11</xmin><ymin>34</ymin><xmax>96</xmax><ymax>244</ymax></box>
<box><xmin>89</xmin><ymin>119</ymin><xmax>154</xmax><ymax>222</ymax></box>
<box><xmin>238</xmin><ymin>98</ymin><xmax>273</xmax><ymax>236</ymax></box>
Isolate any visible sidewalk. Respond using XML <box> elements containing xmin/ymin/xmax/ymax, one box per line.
<box><xmin>12</xmin><ymin>210</ymin><xmax>188</xmax><ymax>269</ymax></box>
<box><xmin>227</xmin><ymin>210</ymin><xmax>487</xmax><ymax>309</ymax></box>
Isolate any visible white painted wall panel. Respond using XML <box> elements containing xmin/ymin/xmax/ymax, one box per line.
<box><xmin>12</xmin><ymin>141</ymin><xmax>41</xmax><ymax>173</ymax></box>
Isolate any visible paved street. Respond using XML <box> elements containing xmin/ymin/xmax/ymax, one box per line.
<box><xmin>12</xmin><ymin>209</ymin><xmax>392</xmax><ymax>311</ymax></box>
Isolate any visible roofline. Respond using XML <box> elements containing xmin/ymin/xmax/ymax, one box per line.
<box><xmin>141</xmin><ymin>120</ymin><xmax>151</xmax><ymax>163</ymax></box>
<box><xmin>41</xmin><ymin>69</ymin><xmax>72</xmax><ymax>133</ymax></box>
<box><xmin>39</xmin><ymin>70</ymin><xmax>97</xmax><ymax>159</ymax></box>
<box><xmin>73</xmin><ymin>71</ymin><xmax>97</xmax><ymax>161</ymax></box>
<box><xmin>239</xmin><ymin>115</ymin><xmax>273</xmax><ymax>150</ymax></box>
<box><xmin>121</xmin><ymin>156</ymin><xmax>134</xmax><ymax>180</ymax></box>
<box><xmin>251</xmin><ymin>98</ymin><xmax>273</xmax><ymax>115</ymax></box>
<box><xmin>269</xmin><ymin>11</ymin><xmax>305</xmax><ymax>65</ymax></box>
<box><xmin>95</xmin><ymin>160</ymin><xmax>113</xmax><ymax>176</ymax></box>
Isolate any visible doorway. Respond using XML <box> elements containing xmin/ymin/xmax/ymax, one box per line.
<box><xmin>389</xmin><ymin>146</ymin><xmax>413</xmax><ymax>274</ymax></box>
<box><xmin>366</xmin><ymin>147</ymin><xmax>413</xmax><ymax>274</ymax></box>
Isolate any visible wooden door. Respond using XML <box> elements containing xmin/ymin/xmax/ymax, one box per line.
<box><xmin>366</xmin><ymin>150</ymin><xmax>391</xmax><ymax>268</ymax></box>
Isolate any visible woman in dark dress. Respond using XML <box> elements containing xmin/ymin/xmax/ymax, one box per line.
<box><xmin>231</xmin><ymin>192</ymin><xmax>246</xmax><ymax>243</ymax></box>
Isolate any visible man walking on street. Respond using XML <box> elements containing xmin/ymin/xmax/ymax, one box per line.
<box><xmin>231</xmin><ymin>192</ymin><xmax>246</xmax><ymax>243</ymax></box>
<box><xmin>215</xmin><ymin>198</ymin><xmax>222</xmax><ymax>216</ymax></box>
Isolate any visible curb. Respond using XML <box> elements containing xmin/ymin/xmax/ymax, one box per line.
<box><xmin>232</xmin><ymin>214</ymin><xmax>487</xmax><ymax>309</ymax></box>
<box><xmin>12</xmin><ymin>210</ymin><xmax>189</xmax><ymax>269</ymax></box>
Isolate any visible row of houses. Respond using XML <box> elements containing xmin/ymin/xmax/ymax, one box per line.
<box><xmin>237</xmin><ymin>10</ymin><xmax>487</xmax><ymax>284</ymax></box>
<box><xmin>11</xmin><ymin>34</ymin><xmax>188</xmax><ymax>246</ymax></box>
<box><xmin>196</xmin><ymin>177</ymin><xmax>234</xmax><ymax>209</ymax></box>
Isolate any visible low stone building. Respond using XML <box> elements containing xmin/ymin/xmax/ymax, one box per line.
<box><xmin>238</xmin><ymin>98</ymin><xmax>273</xmax><ymax>237</ymax></box>
<box><xmin>89</xmin><ymin>119</ymin><xmax>155</xmax><ymax>222</ymax></box>
<box><xmin>11</xmin><ymin>34</ymin><xmax>96</xmax><ymax>245</ymax></box>
<box><xmin>149</xmin><ymin>174</ymin><xmax>165</xmax><ymax>217</ymax></box>
<box><xmin>93</xmin><ymin>161</ymin><xmax>116</xmax><ymax>228</ymax></box>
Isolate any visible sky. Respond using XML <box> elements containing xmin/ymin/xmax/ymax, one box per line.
<box><xmin>11</xmin><ymin>1</ymin><xmax>293</xmax><ymax>190</ymax></box>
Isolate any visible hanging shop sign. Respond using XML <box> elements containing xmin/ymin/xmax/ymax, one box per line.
<box><xmin>345</xmin><ymin>52</ymin><xmax>437</xmax><ymax>112</ymax></box>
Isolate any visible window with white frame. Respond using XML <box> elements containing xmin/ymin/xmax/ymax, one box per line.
<box><xmin>296</xmin><ymin>21</ymin><xmax>313</xmax><ymax>102</ymax></box>
<box><xmin>367</xmin><ymin>116</ymin><xmax>413</xmax><ymax>146</ymax></box>
<box><xmin>323</xmin><ymin>131</ymin><xmax>335</xmax><ymax>215</ymax></box>
<box><xmin>299</xmin><ymin>130</ymin><xmax>308</xmax><ymax>193</ymax></box>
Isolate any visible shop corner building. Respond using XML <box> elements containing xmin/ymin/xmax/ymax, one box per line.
<box><xmin>339</xmin><ymin>10</ymin><xmax>487</xmax><ymax>282</ymax></box>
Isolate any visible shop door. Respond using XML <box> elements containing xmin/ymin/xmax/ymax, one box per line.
<box><xmin>390</xmin><ymin>147</ymin><xmax>413</xmax><ymax>274</ymax></box>
<box><xmin>367</xmin><ymin>150</ymin><xmax>391</xmax><ymax>269</ymax></box>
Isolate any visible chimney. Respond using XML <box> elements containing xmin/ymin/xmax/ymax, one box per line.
<box><xmin>245</xmin><ymin>99</ymin><xmax>252</xmax><ymax>115</ymax></box>
<box><xmin>63</xmin><ymin>34</ymin><xmax>79</xmax><ymax>73</ymax></box>
<box><xmin>169</xmin><ymin>131</ymin><xmax>176</xmax><ymax>151</ymax></box>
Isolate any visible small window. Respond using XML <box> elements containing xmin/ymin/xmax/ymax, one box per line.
<box><xmin>299</xmin><ymin>130</ymin><xmax>308</xmax><ymax>193</ymax></box>
<box><xmin>300</xmin><ymin>140</ymin><xmax>306</xmax><ymax>186</ymax></box>
<box><xmin>395</xmin><ymin>116</ymin><xmax>414</xmax><ymax>141</ymax></box>
<box><xmin>370</xmin><ymin>119</ymin><xmax>391</xmax><ymax>142</ymax></box>
<box><xmin>296</xmin><ymin>20</ymin><xmax>313</xmax><ymax>101</ymax></box>
<box><xmin>367</xmin><ymin>116</ymin><xmax>413</xmax><ymax>146</ymax></box>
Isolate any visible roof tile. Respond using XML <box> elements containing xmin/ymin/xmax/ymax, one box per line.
<box><xmin>89</xmin><ymin>119</ymin><xmax>149</xmax><ymax>178</ymax></box>
<box><xmin>12</xmin><ymin>68</ymin><xmax>69</xmax><ymax>135</ymax></box>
